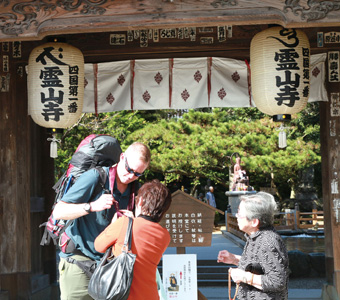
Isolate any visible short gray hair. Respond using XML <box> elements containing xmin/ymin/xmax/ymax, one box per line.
<box><xmin>240</xmin><ymin>192</ymin><xmax>277</xmax><ymax>228</ymax></box>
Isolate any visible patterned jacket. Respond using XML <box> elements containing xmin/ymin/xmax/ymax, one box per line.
<box><xmin>237</xmin><ymin>227</ymin><xmax>289</xmax><ymax>300</ymax></box>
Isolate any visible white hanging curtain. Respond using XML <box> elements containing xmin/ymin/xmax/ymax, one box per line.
<box><xmin>309</xmin><ymin>53</ymin><xmax>328</xmax><ymax>103</ymax></box>
<box><xmin>82</xmin><ymin>54</ymin><xmax>328</xmax><ymax>113</ymax></box>
<box><xmin>83</xmin><ymin>60</ymin><xmax>131</xmax><ymax>113</ymax></box>
<box><xmin>210</xmin><ymin>57</ymin><xmax>253</xmax><ymax>108</ymax></box>
<box><xmin>133</xmin><ymin>58</ymin><xmax>170</xmax><ymax>110</ymax></box>
<box><xmin>171</xmin><ymin>57</ymin><xmax>209</xmax><ymax>109</ymax></box>
<box><xmin>82</xmin><ymin>63</ymin><xmax>96</xmax><ymax>113</ymax></box>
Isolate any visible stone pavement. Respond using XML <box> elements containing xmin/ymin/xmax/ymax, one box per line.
<box><xmin>199</xmin><ymin>286</ymin><xmax>322</xmax><ymax>300</ymax></box>
<box><xmin>162</xmin><ymin>229</ymin><xmax>324</xmax><ymax>300</ymax></box>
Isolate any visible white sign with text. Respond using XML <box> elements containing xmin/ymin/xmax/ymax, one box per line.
<box><xmin>162</xmin><ymin>254</ymin><xmax>198</xmax><ymax>300</ymax></box>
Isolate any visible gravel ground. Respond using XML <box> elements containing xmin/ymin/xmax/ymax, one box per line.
<box><xmin>288</xmin><ymin>277</ymin><xmax>326</xmax><ymax>289</ymax></box>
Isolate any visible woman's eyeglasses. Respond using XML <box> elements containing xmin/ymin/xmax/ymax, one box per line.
<box><xmin>236</xmin><ymin>209</ymin><xmax>247</xmax><ymax>219</ymax></box>
<box><xmin>124</xmin><ymin>157</ymin><xmax>143</xmax><ymax>177</ymax></box>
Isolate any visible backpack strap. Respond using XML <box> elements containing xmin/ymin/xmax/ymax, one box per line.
<box><xmin>92</xmin><ymin>166</ymin><xmax>108</xmax><ymax>199</ymax></box>
<box><xmin>108</xmin><ymin>165</ymin><xmax>135</xmax><ymax>212</ymax></box>
<box><xmin>52</xmin><ymin>170</ymin><xmax>67</xmax><ymax>191</ymax></box>
<box><xmin>109</xmin><ymin>165</ymin><xmax>119</xmax><ymax>212</ymax></box>
<box><xmin>65</xmin><ymin>257</ymin><xmax>97</xmax><ymax>278</ymax></box>
<box><xmin>52</xmin><ymin>171</ymin><xmax>74</xmax><ymax>204</ymax></box>
<box><xmin>127</xmin><ymin>182</ymin><xmax>135</xmax><ymax>211</ymax></box>
<box><xmin>39</xmin><ymin>223</ymin><xmax>53</xmax><ymax>246</ymax></box>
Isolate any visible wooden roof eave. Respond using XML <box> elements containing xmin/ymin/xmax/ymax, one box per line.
<box><xmin>1</xmin><ymin>0</ymin><xmax>340</xmax><ymax>42</ymax></box>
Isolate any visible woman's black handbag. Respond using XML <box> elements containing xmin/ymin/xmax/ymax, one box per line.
<box><xmin>245</xmin><ymin>262</ymin><xmax>264</xmax><ymax>275</ymax></box>
<box><xmin>88</xmin><ymin>217</ymin><xmax>136</xmax><ymax>300</ymax></box>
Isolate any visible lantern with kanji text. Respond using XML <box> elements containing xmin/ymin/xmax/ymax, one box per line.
<box><xmin>250</xmin><ymin>27</ymin><xmax>310</xmax><ymax>147</ymax></box>
<box><xmin>250</xmin><ymin>26</ymin><xmax>310</xmax><ymax>117</ymax></box>
<box><xmin>27</xmin><ymin>40</ymin><xmax>84</xmax><ymax>157</ymax></box>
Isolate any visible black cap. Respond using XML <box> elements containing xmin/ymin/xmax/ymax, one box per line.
<box><xmin>273</xmin><ymin>114</ymin><xmax>291</xmax><ymax>122</ymax></box>
<box><xmin>47</xmin><ymin>128</ymin><xmax>64</xmax><ymax>134</ymax></box>
<box><xmin>47</xmin><ymin>36</ymin><xmax>67</xmax><ymax>43</ymax></box>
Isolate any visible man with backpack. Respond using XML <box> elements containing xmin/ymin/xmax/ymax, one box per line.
<box><xmin>53</xmin><ymin>141</ymin><xmax>151</xmax><ymax>300</ymax></box>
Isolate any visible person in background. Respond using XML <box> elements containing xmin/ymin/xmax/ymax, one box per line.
<box><xmin>53</xmin><ymin>142</ymin><xmax>151</xmax><ymax>300</ymax></box>
<box><xmin>206</xmin><ymin>186</ymin><xmax>219</xmax><ymax>227</ymax></box>
<box><xmin>206</xmin><ymin>186</ymin><xmax>216</xmax><ymax>208</ymax></box>
<box><xmin>198</xmin><ymin>192</ymin><xmax>207</xmax><ymax>204</ymax></box>
<box><xmin>94</xmin><ymin>179</ymin><xmax>172</xmax><ymax>300</ymax></box>
<box><xmin>217</xmin><ymin>192</ymin><xmax>289</xmax><ymax>300</ymax></box>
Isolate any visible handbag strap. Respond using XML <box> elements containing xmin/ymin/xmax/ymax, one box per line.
<box><xmin>228</xmin><ymin>268</ymin><xmax>239</xmax><ymax>300</ymax></box>
<box><xmin>122</xmin><ymin>217</ymin><xmax>133</xmax><ymax>253</ymax></box>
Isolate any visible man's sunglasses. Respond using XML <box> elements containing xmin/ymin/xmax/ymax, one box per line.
<box><xmin>124</xmin><ymin>156</ymin><xmax>143</xmax><ymax>177</ymax></box>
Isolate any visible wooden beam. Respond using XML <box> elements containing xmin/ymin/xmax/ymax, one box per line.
<box><xmin>0</xmin><ymin>1</ymin><xmax>340</xmax><ymax>42</ymax></box>
<box><xmin>17</xmin><ymin>26</ymin><xmax>340</xmax><ymax>67</ymax></box>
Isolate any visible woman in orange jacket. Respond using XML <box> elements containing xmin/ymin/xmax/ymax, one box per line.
<box><xmin>94</xmin><ymin>179</ymin><xmax>172</xmax><ymax>299</ymax></box>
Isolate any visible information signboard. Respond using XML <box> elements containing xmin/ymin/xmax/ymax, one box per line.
<box><xmin>159</xmin><ymin>190</ymin><xmax>220</xmax><ymax>247</ymax></box>
<box><xmin>162</xmin><ymin>254</ymin><xmax>198</xmax><ymax>300</ymax></box>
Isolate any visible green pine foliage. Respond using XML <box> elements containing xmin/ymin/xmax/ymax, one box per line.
<box><xmin>124</xmin><ymin>107</ymin><xmax>321</xmax><ymax>204</ymax></box>
<box><xmin>54</xmin><ymin>104</ymin><xmax>321</xmax><ymax>210</ymax></box>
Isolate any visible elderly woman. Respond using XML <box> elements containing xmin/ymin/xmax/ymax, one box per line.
<box><xmin>217</xmin><ymin>192</ymin><xmax>289</xmax><ymax>300</ymax></box>
<box><xmin>94</xmin><ymin>179</ymin><xmax>172</xmax><ymax>300</ymax></box>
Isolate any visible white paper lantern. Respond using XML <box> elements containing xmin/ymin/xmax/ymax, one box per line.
<box><xmin>250</xmin><ymin>27</ymin><xmax>310</xmax><ymax>118</ymax></box>
<box><xmin>27</xmin><ymin>41</ymin><xmax>84</xmax><ymax>129</ymax></box>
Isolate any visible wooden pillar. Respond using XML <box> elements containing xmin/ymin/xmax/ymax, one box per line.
<box><xmin>0</xmin><ymin>41</ymin><xmax>56</xmax><ymax>300</ymax></box>
<box><xmin>0</xmin><ymin>46</ymin><xmax>31</xmax><ymax>299</ymax></box>
<box><xmin>320</xmin><ymin>70</ymin><xmax>340</xmax><ymax>298</ymax></box>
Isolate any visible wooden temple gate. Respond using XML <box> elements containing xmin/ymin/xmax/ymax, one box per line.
<box><xmin>0</xmin><ymin>1</ymin><xmax>340</xmax><ymax>299</ymax></box>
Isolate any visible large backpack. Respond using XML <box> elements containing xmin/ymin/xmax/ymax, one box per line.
<box><xmin>40</xmin><ymin>134</ymin><xmax>122</xmax><ymax>249</ymax></box>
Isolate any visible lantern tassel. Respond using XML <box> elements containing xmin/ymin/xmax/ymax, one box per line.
<box><xmin>47</xmin><ymin>134</ymin><xmax>61</xmax><ymax>158</ymax></box>
<box><xmin>279</xmin><ymin>130</ymin><xmax>287</xmax><ymax>148</ymax></box>
<box><xmin>277</xmin><ymin>123</ymin><xmax>289</xmax><ymax>149</ymax></box>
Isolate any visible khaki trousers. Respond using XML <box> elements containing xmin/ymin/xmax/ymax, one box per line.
<box><xmin>59</xmin><ymin>255</ymin><xmax>93</xmax><ymax>300</ymax></box>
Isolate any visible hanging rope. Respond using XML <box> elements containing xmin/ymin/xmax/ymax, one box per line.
<box><xmin>47</xmin><ymin>133</ymin><xmax>61</xmax><ymax>158</ymax></box>
<box><xmin>277</xmin><ymin>123</ymin><xmax>289</xmax><ymax>149</ymax></box>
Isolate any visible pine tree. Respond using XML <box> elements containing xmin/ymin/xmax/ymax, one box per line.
<box><xmin>55</xmin><ymin>105</ymin><xmax>321</xmax><ymax>209</ymax></box>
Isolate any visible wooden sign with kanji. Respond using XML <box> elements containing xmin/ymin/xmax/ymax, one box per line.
<box><xmin>160</xmin><ymin>190</ymin><xmax>223</xmax><ymax>248</ymax></box>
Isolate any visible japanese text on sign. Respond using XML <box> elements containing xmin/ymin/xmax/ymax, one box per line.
<box><xmin>328</xmin><ymin>51</ymin><xmax>340</xmax><ymax>82</ymax></box>
<box><xmin>330</xmin><ymin>93</ymin><xmax>340</xmax><ymax>117</ymax></box>
<box><xmin>110</xmin><ymin>34</ymin><xmax>126</xmax><ymax>45</ymax></box>
<box><xmin>164</xmin><ymin>212</ymin><xmax>205</xmax><ymax>244</ymax></box>
<box><xmin>36</xmin><ymin>46</ymin><xmax>80</xmax><ymax>122</ymax></box>
<box><xmin>325</xmin><ymin>32</ymin><xmax>340</xmax><ymax>44</ymax></box>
